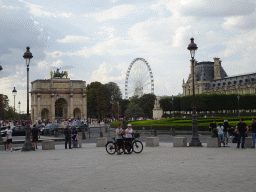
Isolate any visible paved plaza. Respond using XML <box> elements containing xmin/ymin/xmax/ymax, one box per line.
<box><xmin>0</xmin><ymin>139</ymin><xmax>255</xmax><ymax>192</ymax></box>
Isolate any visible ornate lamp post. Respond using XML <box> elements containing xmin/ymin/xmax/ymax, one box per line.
<box><xmin>22</xmin><ymin>46</ymin><xmax>33</xmax><ymax>151</ymax></box>
<box><xmin>18</xmin><ymin>101</ymin><xmax>21</xmax><ymax>121</ymax></box>
<box><xmin>187</xmin><ymin>38</ymin><xmax>202</xmax><ymax>147</ymax></box>
<box><xmin>12</xmin><ymin>87</ymin><xmax>17</xmax><ymax>125</ymax></box>
<box><xmin>0</xmin><ymin>65</ymin><xmax>3</xmax><ymax>141</ymax></box>
<box><xmin>237</xmin><ymin>95</ymin><xmax>240</xmax><ymax>116</ymax></box>
<box><xmin>111</xmin><ymin>95</ymin><xmax>114</xmax><ymax>121</ymax></box>
<box><xmin>171</xmin><ymin>95</ymin><xmax>174</xmax><ymax>118</ymax></box>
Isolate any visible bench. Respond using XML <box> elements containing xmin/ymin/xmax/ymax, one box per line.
<box><xmin>96</xmin><ymin>137</ymin><xmax>107</xmax><ymax>147</ymax></box>
<box><xmin>42</xmin><ymin>140</ymin><xmax>55</xmax><ymax>150</ymax></box>
<box><xmin>145</xmin><ymin>137</ymin><xmax>159</xmax><ymax>147</ymax></box>
<box><xmin>173</xmin><ymin>137</ymin><xmax>187</xmax><ymax>147</ymax></box>
<box><xmin>207</xmin><ymin>137</ymin><xmax>218</xmax><ymax>147</ymax></box>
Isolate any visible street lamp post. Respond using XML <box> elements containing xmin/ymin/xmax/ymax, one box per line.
<box><xmin>237</xmin><ymin>95</ymin><xmax>240</xmax><ymax>116</ymax></box>
<box><xmin>111</xmin><ymin>95</ymin><xmax>114</xmax><ymax>121</ymax></box>
<box><xmin>12</xmin><ymin>87</ymin><xmax>17</xmax><ymax>126</ymax></box>
<box><xmin>0</xmin><ymin>65</ymin><xmax>2</xmax><ymax>141</ymax></box>
<box><xmin>18</xmin><ymin>101</ymin><xmax>21</xmax><ymax>120</ymax></box>
<box><xmin>22</xmin><ymin>46</ymin><xmax>34</xmax><ymax>151</ymax></box>
<box><xmin>171</xmin><ymin>95</ymin><xmax>174</xmax><ymax>118</ymax></box>
<box><xmin>187</xmin><ymin>38</ymin><xmax>202</xmax><ymax>147</ymax></box>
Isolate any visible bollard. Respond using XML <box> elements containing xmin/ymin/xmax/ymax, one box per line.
<box><xmin>172</xmin><ymin>128</ymin><xmax>176</xmax><ymax>136</ymax></box>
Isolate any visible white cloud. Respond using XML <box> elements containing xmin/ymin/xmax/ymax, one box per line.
<box><xmin>59</xmin><ymin>12</ymin><xmax>73</xmax><ymax>17</ymax></box>
<box><xmin>34</xmin><ymin>21</ymin><xmax>40</xmax><ymax>25</ymax></box>
<box><xmin>45</xmin><ymin>51</ymin><xmax>64</xmax><ymax>58</ymax></box>
<box><xmin>51</xmin><ymin>60</ymin><xmax>63</xmax><ymax>67</ymax></box>
<box><xmin>85</xmin><ymin>5</ymin><xmax>137</xmax><ymax>22</ymax></box>
<box><xmin>19</xmin><ymin>0</ymin><xmax>56</xmax><ymax>17</ymax></box>
<box><xmin>37</xmin><ymin>60</ymin><xmax>48</xmax><ymax>69</ymax></box>
<box><xmin>98</xmin><ymin>24</ymin><xmax>116</xmax><ymax>38</ymax></box>
<box><xmin>172</xmin><ymin>25</ymin><xmax>192</xmax><ymax>47</ymax></box>
<box><xmin>57</xmin><ymin>35</ymin><xmax>90</xmax><ymax>43</ymax></box>
<box><xmin>222</xmin><ymin>12</ymin><xmax>256</xmax><ymax>30</ymax></box>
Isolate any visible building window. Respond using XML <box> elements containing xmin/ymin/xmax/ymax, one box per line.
<box><xmin>249</xmin><ymin>89</ymin><xmax>251</xmax><ymax>94</ymax></box>
<box><xmin>242</xmin><ymin>90</ymin><xmax>245</xmax><ymax>94</ymax></box>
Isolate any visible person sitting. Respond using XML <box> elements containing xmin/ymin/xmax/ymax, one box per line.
<box><xmin>71</xmin><ymin>129</ymin><xmax>79</xmax><ymax>148</ymax></box>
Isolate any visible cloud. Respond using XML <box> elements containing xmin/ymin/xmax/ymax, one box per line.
<box><xmin>177</xmin><ymin>0</ymin><xmax>256</xmax><ymax>18</ymax></box>
<box><xmin>98</xmin><ymin>24</ymin><xmax>116</xmax><ymax>38</ymax></box>
<box><xmin>172</xmin><ymin>25</ymin><xmax>192</xmax><ymax>47</ymax></box>
<box><xmin>37</xmin><ymin>60</ymin><xmax>48</xmax><ymax>69</ymax></box>
<box><xmin>51</xmin><ymin>60</ymin><xmax>63</xmax><ymax>67</ymax></box>
<box><xmin>45</xmin><ymin>51</ymin><xmax>64</xmax><ymax>58</ymax></box>
<box><xmin>222</xmin><ymin>12</ymin><xmax>256</xmax><ymax>30</ymax></box>
<box><xmin>19</xmin><ymin>0</ymin><xmax>56</xmax><ymax>17</ymax></box>
<box><xmin>59</xmin><ymin>12</ymin><xmax>72</xmax><ymax>17</ymax></box>
<box><xmin>85</xmin><ymin>4</ymin><xmax>137</xmax><ymax>22</ymax></box>
<box><xmin>57</xmin><ymin>35</ymin><xmax>90</xmax><ymax>43</ymax></box>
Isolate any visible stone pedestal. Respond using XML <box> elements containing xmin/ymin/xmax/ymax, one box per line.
<box><xmin>145</xmin><ymin>137</ymin><xmax>159</xmax><ymax>147</ymax></box>
<box><xmin>173</xmin><ymin>137</ymin><xmax>187</xmax><ymax>147</ymax></box>
<box><xmin>207</xmin><ymin>137</ymin><xmax>218</xmax><ymax>148</ymax></box>
<box><xmin>244</xmin><ymin>137</ymin><xmax>252</xmax><ymax>148</ymax></box>
<box><xmin>96</xmin><ymin>137</ymin><xmax>107</xmax><ymax>147</ymax></box>
<box><xmin>42</xmin><ymin>140</ymin><xmax>55</xmax><ymax>150</ymax></box>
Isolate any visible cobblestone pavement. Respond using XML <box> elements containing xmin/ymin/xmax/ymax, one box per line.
<box><xmin>0</xmin><ymin>141</ymin><xmax>255</xmax><ymax>192</ymax></box>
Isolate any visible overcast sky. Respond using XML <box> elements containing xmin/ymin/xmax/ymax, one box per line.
<box><xmin>0</xmin><ymin>0</ymin><xmax>256</xmax><ymax>112</ymax></box>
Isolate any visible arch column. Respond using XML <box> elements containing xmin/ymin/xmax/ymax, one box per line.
<box><xmin>70</xmin><ymin>94</ymin><xmax>74</xmax><ymax>118</ymax></box>
<box><xmin>51</xmin><ymin>94</ymin><xmax>55</xmax><ymax>120</ymax></box>
<box><xmin>37</xmin><ymin>94</ymin><xmax>41</xmax><ymax>120</ymax></box>
<box><xmin>82</xmin><ymin>94</ymin><xmax>87</xmax><ymax>119</ymax></box>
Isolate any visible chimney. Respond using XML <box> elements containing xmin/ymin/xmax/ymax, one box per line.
<box><xmin>214</xmin><ymin>57</ymin><xmax>221</xmax><ymax>80</ymax></box>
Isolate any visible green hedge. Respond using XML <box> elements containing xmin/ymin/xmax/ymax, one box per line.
<box><xmin>110</xmin><ymin>116</ymin><xmax>255</xmax><ymax>130</ymax></box>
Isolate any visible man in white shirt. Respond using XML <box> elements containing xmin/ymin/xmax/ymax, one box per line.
<box><xmin>6</xmin><ymin>126</ymin><xmax>13</xmax><ymax>152</ymax></box>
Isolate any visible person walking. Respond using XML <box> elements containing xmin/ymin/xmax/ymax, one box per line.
<box><xmin>31</xmin><ymin>124</ymin><xmax>40</xmax><ymax>149</ymax></box>
<box><xmin>217</xmin><ymin>123</ymin><xmax>225</xmax><ymax>147</ymax></box>
<box><xmin>64</xmin><ymin>125</ymin><xmax>72</xmax><ymax>149</ymax></box>
<box><xmin>6</xmin><ymin>126</ymin><xmax>13</xmax><ymax>152</ymax></box>
<box><xmin>236</xmin><ymin>118</ymin><xmax>249</xmax><ymax>149</ymax></box>
<box><xmin>250</xmin><ymin>118</ymin><xmax>256</xmax><ymax>148</ymax></box>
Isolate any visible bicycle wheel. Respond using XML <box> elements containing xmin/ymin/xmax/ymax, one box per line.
<box><xmin>133</xmin><ymin>140</ymin><xmax>143</xmax><ymax>153</ymax></box>
<box><xmin>124</xmin><ymin>142</ymin><xmax>133</xmax><ymax>154</ymax></box>
<box><xmin>105</xmin><ymin>142</ymin><xmax>116</xmax><ymax>155</ymax></box>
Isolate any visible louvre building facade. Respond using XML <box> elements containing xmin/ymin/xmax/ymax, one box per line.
<box><xmin>182</xmin><ymin>57</ymin><xmax>256</xmax><ymax>96</ymax></box>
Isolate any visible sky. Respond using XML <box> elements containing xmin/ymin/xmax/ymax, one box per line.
<box><xmin>0</xmin><ymin>0</ymin><xmax>256</xmax><ymax>113</ymax></box>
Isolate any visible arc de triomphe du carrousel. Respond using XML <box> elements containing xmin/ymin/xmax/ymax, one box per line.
<box><xmin>30</xmin><ymin>68</ymin><xmax>87</xmax><ymax>123</ymax></box>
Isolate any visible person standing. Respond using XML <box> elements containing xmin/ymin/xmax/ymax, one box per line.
<box><xmin>250</xmin><ymin>118</ymin><xmax>256</xmax><ymax>148</ymax></box>
<box><xmin>223</xmin><ymin>120</ymin><xmax>231</xmax><ymax>145</ymax></box>
<box><xmin>116</xmin><ymin>124</ymin><xmax>124</xmax><ymax>155</ymax></box>
<box><xmin>122</xmin><ymin>116</ymin><xmax>128</xmax><ymax>130</ymax></box>
<box><xmin>217</xmin><ymin>123</ymin><xmax>225</xmax><ymax>147</ymax></box>
<box><xmin>6</xmin><ymin>126</ymin><xmax>13</xmax><ymax>152</ymax></box>
<box><xmin>31</xmin><ymin>124</ymin><xmax>40</xmax><ymax>149</ymax></box>
<box><xmin>209</xmin><ymin>120</ymin><xmax>217</xmax><ymax>132</ymax></box>
<box><xmin>236</xmin><ymin>118</ymin><xmax>249</xmax><ymax>149</ymax></box>
<box><xmin>64</xmin><ymin>125</ymin><xmax>72</xmax><ymax>149</ymax></box>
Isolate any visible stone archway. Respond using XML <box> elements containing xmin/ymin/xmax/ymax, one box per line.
<box><xmin>55</xmin><ymin>98</ymin><xmax>68</xmax><ymax>119</ymax></box>
<box><xmin>41</xmin><ymin>108</ymin><xmax>49</xmax><ymax>120</ymax></box>
<box><xmin>74</xmin><ymin>108</ymin><xmax>81</xmax><ymax>119</ymax></box>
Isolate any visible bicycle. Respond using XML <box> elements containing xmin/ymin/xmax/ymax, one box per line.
<box><xmin>105</xmin><ymin>132</ymin><xmax>143</xmax><ymax>155</ymax></box>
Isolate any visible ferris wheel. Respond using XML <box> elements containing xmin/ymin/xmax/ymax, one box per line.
<box><xmin>125</xmin><ymin>58</ymin><xmax>154</xmax><ymax>99</ymax></box>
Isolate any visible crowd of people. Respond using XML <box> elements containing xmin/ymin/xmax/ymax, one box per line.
<box><xmin>209</xmin><ymin>118</ymin><xmax>256</xmax><ymax>148</ymax></box>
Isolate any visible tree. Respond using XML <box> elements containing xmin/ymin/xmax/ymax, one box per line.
<box><xmin>125</xmin><ymin>102</ymin><xmax>144</xmax><ymax>119</ymax></box>
<box><xmin>138</xmin><ymin>94</ymin><xmax>156</xmax><ymax>118</ymax></box>
<box><xmin>105</xmin><ymin>82</ymin><xmax>122</xmax><ymax>101</ymax></box>
<box><xmin>0</xmin><ymin>94</ymin><xmax>9</xmax><ymax>120</ymax></box>
<box><xmin>86</xmin><ymin>81</ymin><xmax>102</xmax><ymax>118</ymax></box>
<box><xmin>96</xmin><ymin>84</ymin><xmax>110</xmax><ymax>119</ymax></box>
